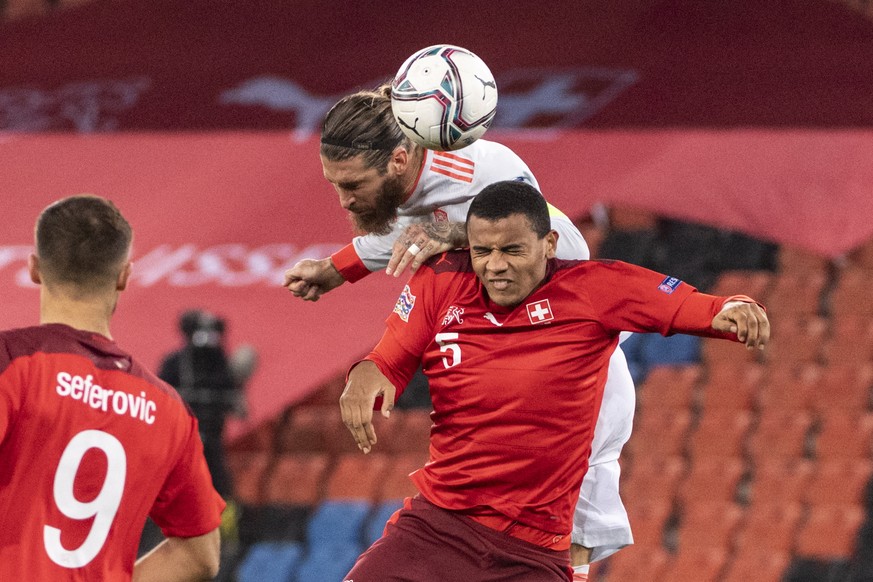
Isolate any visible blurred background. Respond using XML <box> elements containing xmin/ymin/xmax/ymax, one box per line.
<box><xmin>2</xmin><ymin>0</ymin><xmax>873</xmax><ymax>580</ymax></box>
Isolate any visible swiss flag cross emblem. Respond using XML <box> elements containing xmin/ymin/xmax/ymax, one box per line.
<box><xmin>526</xmin><ymin>299</ymin><xmax>554</xmax><ymax>324</ymax></box>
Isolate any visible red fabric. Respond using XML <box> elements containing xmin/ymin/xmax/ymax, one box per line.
<box><xmin>0</xmin><ymin>325</ymin><xmax>224</xmax><ymax>580</ymax></box>
<box><xmin>365</xmin><ymin>253</ymin><xmax>739</xmax><ymax>535</ymax></box>
<box><xmin>0</xmin><ymin>131</ymin><xmax>853</xmax><ymax>439</ymax></box>
<box><xmin>331</xmin><ymin>243</ymin><xmax>372</xmax><ymax>283</ymax></box>
<box><xmin>1</xmin><ymin>0</ymin><xmax>871</xmax><ymax>129</ymax></box>
<box><xmin>346</xmin><ymin>495</ymin><xmax>571</xmax><ymax>581</ymax></box>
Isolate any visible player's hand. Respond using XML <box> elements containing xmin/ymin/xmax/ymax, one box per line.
<box><xmin>283</xmin><ymin>258</ymin><xmax>345</xmax><ymax>301</ymax></box>
<box><xmin>711</xmin><ymin>301</ymin><xmax>770</xmax><ymax>350</ymax></box>
<box><xmin>340</xmin><ymin>361</ymin><xmax>396</xmax><ymax>454</ymax></box>
<box><xmin>386</xmin><ymin>222</ymin><xmax>464</xmax><ymax>278</ymax></box>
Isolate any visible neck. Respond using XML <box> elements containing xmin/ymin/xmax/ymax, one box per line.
<box><xmin>40</xmin><ymin>287</ymin><xmax>115</xmax><ymax>339</ymax></box>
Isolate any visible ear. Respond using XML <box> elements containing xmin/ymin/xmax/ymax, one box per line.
<box><xmin>544</xmin><ymin>230</ymin><xmax>559</xmax><ymax>259</ymax></box>
<box><xmin>28</xmin><ymin>254</ymin><xmax>42</xmax><ymax>285</ymax></box>
<box><xmin>116</xmin><ymin>261</ymin><xmax>132</xmax><ymax>291</ymax></box>
<box><xmin>387</xmin><ymin>145</ymin><xmax>411</xmax><ymax>175</ymax></box>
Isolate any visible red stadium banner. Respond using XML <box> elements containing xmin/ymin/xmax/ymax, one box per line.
<box><xmin>1</xmin><ymin>0</ymin><xmax>872</xmax><ymax>132</ymax></box>
<box><xmin>2</xmin><ymin>132</ymin><xmax>873</xmax><ymax>438</ymax></box>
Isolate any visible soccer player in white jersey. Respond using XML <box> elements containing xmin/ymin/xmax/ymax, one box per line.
<box><xmin>285</xmin><ymin>85</ymin><xmax>635</xmax><ymax>578</ymax></box>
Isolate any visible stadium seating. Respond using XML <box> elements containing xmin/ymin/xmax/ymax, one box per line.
<box><xmin>677</xmin><ymin>456</ymin><xmax>745</xmax><ymax>505</ymax></box>
<box><xmin>634</xmin><ymin>365</ymin><xmax>701</xmax><ymax>413</ymax></box>
<box><xmin>813</xmin><ymin>411</ymin><xmax>873</xmax><ymax>460</ymax></box>
<box><xmin>236</xmin><ymin>541</ymin><xmax>303</xmax><ymax>582</ymax></box>
<box><xmin>274</xmin><ymin>405</ymin><xmax>356</xmax><ymax>454</ymax></box>
<box><xmin>262</xmin><ymin>452</ymin><xmax>330</xmax><ymax>506</ymax></box>
<box><xmin>812</xmin><ymin>363</ymin><xmax>873</xmax><ymax>414</ymax></box>
<box><xmin>364</xmin><ymin>499</ymin><xmax>404</xmax><ymax>546</ymax></box>
<box><xmin>831</xmin><ymin>268</ymin><xmax>873</xmax><ymax>317</ymax></box>
<box><xmin>687</xmin><ymin>409</ymin><xmax>752</xmax><ymax>459</ymax></box>
<box><xmin>674</xmin><ymin>501</ymin><xmax>744</xmax><ymax>550</ymax></box>
<box><xmin>226</xmin><ymin>449</ymin><xmax>270</xmax><ymax>505</ymax></box>
<box><xmin>600</xmin><ymin>543</ymin><xmax>670</xmax><ymax>582</ymax></box>
<box><xmin>802</xmin><ymin>458</ymin><xmax>873</xmax><ymax>507</ymax></box>
<box><xmin>306</xmin><ymin>500</ymin><xmax>372</xmax><ymax>544</ymax></box>
<box><xmin>763</xmin><ymin>315</ymin><xmax>826</xmax><ymax>366</ymax></box>
<box><xmin>721</xmin><ymin>548</ymin><xmax>791</xmax><ymax>582</ymax></box>
<box><xmin>746</xmin><ymin>458</ymin><xmax>814</xmax><ymax>507</ymax></box>
<box><xmin>747</xmin><ymin>409</ymin><xmax>813</xmax><ymax>461</ymax></box>
<box><xmin>710</xmin><ymin>270</ymin><xmax>773</xmax><ymax>300</ymax></box>
<box><xmin>698</xmin><ymin>363</ymin><xmax>764</xmax><ymax>411</ymax></box>
<box><xmin>293</xmin><ymin>542</ymin><xmax>363</xmax><ymax>582</ymax></box>
<box><xmin>384</xmin><ymin>409</ymin><xmax>433</xmax><ymax>454</ymax></box>
<box><xmin>621</xmin><ymin>456</ymin><xmax>686</xmax><ymax>504</ymax></box>
<box><xmin>626</xmin><ymin>408</ymin><xmax>691</xmax><ymax>459</ymax></box>
<box><xmin>659</xmin><ymin>546</ymin><xmax>729</xmax><ymax>582</ymax></box>
<box><xmin>324</xmin><ymin>452</ymin><xmax>389</xmax><ymax>500</ymax></box>
<box><xmin>756</xmin><ymin>363</ymin><xmax>820</xmax><ymax>413</ymax></box>
<box><xmin>794</xmin><ymin>505</ymin><xmax>865</xmax><ymax>560</ymax></box>
<box><xmin>823</xmin><ymin>314</ymin><xmax>873</xmax><ymax>365</ymax></box>
<box><xmin>764</xmin><ymin>270</ymin><xmax>827</xmax><ymax>316</ymax></box>
<box><xmin>733</xmin><ymin>502</ymin><xmax>803</xmax><ymax>554</ymax></box>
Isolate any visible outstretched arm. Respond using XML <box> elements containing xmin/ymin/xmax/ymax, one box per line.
<box><xmin>133</xmin><ymin>529</ymin><xmax>220</xmax><ymax>582</ymax></box>
<box><xmin>283</xmin><ymin>257</ymin><xmax>346</xmax><ymax>302</ymax></box>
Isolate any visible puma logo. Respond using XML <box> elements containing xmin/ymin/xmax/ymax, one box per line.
<box><xmin>474</xmin><ymin>75</ymin><xmax>496</xmax><ymax>99</ymax></box>
<box><xmin>483</xmin><ymin>312</ymin><xmax>504</xmax><ymax>327</ymax></box>
<box><xmin>397</xmin><ymin>116</ymin><xmax>424</xmax><ymax>139</ymax></box>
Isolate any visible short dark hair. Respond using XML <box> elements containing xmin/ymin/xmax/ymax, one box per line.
<box><xmin>467</xmin><ymin>181</ymin><xmax>552</xmax><ymax>238</ymax></box>
<box><xmin>320</xmin><ymin>83</ymin><xmax>414</xmax><ymax>173</ymax></box>
<box><xmin>35</xmin><ymin>195</ymin><xmax>132</xmax><ymax>291</ymax></box>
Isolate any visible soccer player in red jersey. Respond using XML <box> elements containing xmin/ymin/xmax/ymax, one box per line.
<box><xmin>339</xmin><ymin>181</ymin><xmax>769</xmax><ymax>581</ymax></box>
<box><xmin>0</xmin><ymin>196</ymin><xmax>225</xmax><ymax>581</ymax></box>
<box><xmin>286</xmin><ymin>87</ymin><xmax>639</xmax><ymax>575</ymax></box>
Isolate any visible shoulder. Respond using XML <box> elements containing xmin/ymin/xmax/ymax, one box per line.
<box><xmin>420</xmin><ymin>250</ymin><xmax>474</xmax><ymax>276</ymax></box>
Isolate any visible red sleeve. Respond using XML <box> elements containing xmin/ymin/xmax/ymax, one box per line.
<box><xmin>0</xmin><ymin>338</ymin><xmax>18</xmax><ymax>445</ymax></box>
<box><xmin>584</xmin><ymin>261</ymin><xmax>761</xmax><ymax>341</ymax></box>
<box><xmin>348</xmin><ymin>267</ymin><xmax>441</xmax><ymax>405</ymax></box>
<box><xmin>331</xmin><ymin>243</ymin><xmax>372</xmax><ymax>283</ymax></box>
<box><xmin>150</xmin><ymin>415</ymin><xmax>226</xmax><ymax>538</ymax></box>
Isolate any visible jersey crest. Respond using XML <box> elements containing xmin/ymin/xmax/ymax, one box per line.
<box><xmin>526</xmin><ymin>299</ymin><xmax>554</xmax><ymax>325</ymax></box>
<box><xmin>441</xmin><ymin>306</ymin><xmax>465</xmax><ymax>327</ymax></box>
<box><xmin>393</xmin><ymin>285</ymin><xmax>417</xmax><ymax>322</ymax></box>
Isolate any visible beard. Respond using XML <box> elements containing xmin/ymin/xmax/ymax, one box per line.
<box><xmin>348</xmin><ymin>175</ymin><xmax>407</xmax><ymax>235</ymax></box>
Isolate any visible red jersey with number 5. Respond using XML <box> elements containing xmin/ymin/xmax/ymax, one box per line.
<box><xmin>0</xmin><ymin>324</ymin><xmax>225</xmax><ymax>581</ymax></box>
<box><xmin>366</xmin><ymin>253</ymin><xmax>752</xmax><ymax>536</ymax></box>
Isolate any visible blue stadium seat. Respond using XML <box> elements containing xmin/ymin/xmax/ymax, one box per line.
<box><xmin>294</xmin><ymin>542</ymin><xmax>363</xmax><ymax>582</ymax></box>
<box><xmin>364</xmin><ymin>499</ymin><xmax>404</xmax><ymax>545</ymax></box>
<box><xmin>622</xmin><ymin>333</ymin><xmax>701</xmax><ymax>384</ymax></box>
<box><xmin>306</xmin><ymin>500</ymin><xmax>372</xmax><ymax>544</ymax></box>
<box><xmin>237</xmin><ymin>541</ymin><xmax>303</xmax><ymax>582</ymax></box>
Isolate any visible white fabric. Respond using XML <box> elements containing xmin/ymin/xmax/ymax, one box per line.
<box><xmin>351</xmin><ymin>139</ymin><xmax>589</xmax><ymax>271</ymax></box>
<box><xmin>352</xmin><ymin>139</ymin><xmax>634</xmax><ymax>556</ymax></box>
<box><xmin>571</xmin><ymin>346</ymin><xmax>635</xmax><ymax>562</ymax></box>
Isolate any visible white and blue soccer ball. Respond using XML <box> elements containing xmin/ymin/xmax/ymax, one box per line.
<box><xmin>391</xmin><ymin>45</ymin><xmax>498</xmax><ymax>151</ymax></box>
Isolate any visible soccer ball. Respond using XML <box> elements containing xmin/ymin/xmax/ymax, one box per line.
<box><xmin>391</xmin><ymin>45</ymin><xmax>497</xmax><ymax>151</ymax></box>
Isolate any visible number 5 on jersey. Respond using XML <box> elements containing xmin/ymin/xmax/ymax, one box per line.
<box><xmin>435</xmin><ymin>332</ymin><xmax>461</xmax><ymax>369</ymax></box>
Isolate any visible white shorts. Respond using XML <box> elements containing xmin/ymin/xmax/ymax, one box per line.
<box><xmin>571</xmin><ymin>343</ymin><xmax>635</xmax><ymax>562</ymax></box>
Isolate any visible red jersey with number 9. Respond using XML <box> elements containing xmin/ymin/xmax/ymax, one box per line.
<box><xmin>0</xmin><ymin>324</ymin><xmax>225</xmax><ymax>580</ymax></box>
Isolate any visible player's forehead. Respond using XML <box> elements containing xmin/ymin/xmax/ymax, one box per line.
<box><xmin>468</xmin><ymin>214</ymin><xmax>537</xmax><ymax>247</ymax></box>
<box><xmin>320</xmin><ymin>154</ymin><xmax>381</xmax><ymax>183</ymax></box>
